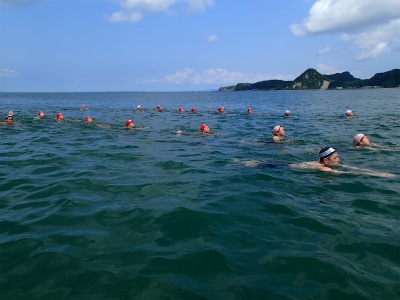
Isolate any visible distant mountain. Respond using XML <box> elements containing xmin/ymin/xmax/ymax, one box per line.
<box><xmin>218</xmin><ymin>68</ymin><xmax>400</xmax><ymax>91</ymax></box>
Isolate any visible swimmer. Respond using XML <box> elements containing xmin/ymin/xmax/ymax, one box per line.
<box><xmin>1</xmin><ymin>114</ymin><xmax>22</xmax><ymax>125</ymax></box>
<box><xmin>179</xmin><ymin>107</ymin><xmax>184</xmax><ymax>112</ymax></box>
<box><xmin>191</xmin><ymin>108</ymin><xmax>196</xmax><ymax>113</ymax></box>
<box><xmin>218</xmin><ymin>107</ymin><xmax>225</xmax><ymax>113</ymax></box>
<box><xmin>247</xmin><ymin>108</ymin><xmax>252</xmax><ymax>115</ymax></box>
<box><xmin>284</xmin><ymin>110</ymin><xmax>290</xmax><ymax>117</ymax></box>
<box><xmin>81</xmin><ymin>104</ymin><xmax>88</xmax><ymax>110</ymax></box>
<box><xmin>38</xmin><ymin>111</ymin><xmax>45</xmax><ymax>117</ymax></box>
<box><xmin>138</xmin><ymin>105</ymin><xmax>142</xmax><ymax>111</ymax></box>
<box><xmin>86</xmin><ymin>116</ymin><xmax>93</xmax><ymax>123</ymax></box>
<box><xmin>200</xmin><ymin>124</ymin><xmax>210</xmax><ymax>133</ymax></box>
<box><xmin>125</xmin><ymin>119</ymin><xmax>149</xmax><ymax>130</ymax></box>
<box><xmin>345</xmin><ymin>110</ymin><xmax>353</xmax><ymax>118</ymax></box>
<box><xmin>157</xmin><ymin>105</ymin><xmax>162</xmax><ymax>111</ymax></box>
<box><xmin>8</xmin><ymin>111</ymin><xmax>14</xmax><ymax>115</ymax></box>
<box><xmin>290</xmin><ymin>147</ymin><xmax>394</xmax><ymax>177</ymax></box>
<box><xmin>353</xmin><ymin>133</ymin><xmax>400</xmax><ymax>151</ymax></box>
<box><xmin>272</xmin><ymin>125</ymin><xmax>285</xmax><ymax>142</ymax></box>
<box><xmin>56</xmin><ymin>113</ymin><xmax>64</xmax><ymax>121</ymax></box>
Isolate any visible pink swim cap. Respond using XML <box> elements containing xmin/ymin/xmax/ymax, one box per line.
<box><xmin>272</xmin><ymin>126</ymin><xmax>280</xmax><ymax>135</ymax></box>
<box><xmin>353</xmin><ymin>133</ymin><xmax>365</xmax><ymax>146</ymax></box>
<box><xmin>200</xmin><ymin>124</ymin><xmax>207</xmax><ymax>132</ymax></box>
<box><xmin>126</xmin><ymin>120</ymin><xmax>133</xmax><ymax>126</ymax></box>
<box><xmin>345</xmin><ymin>110</ymin><xmax>352</xmax><ymax>116</ymax></box>
<box><xmin>191</xmin><ymin>108</ymin><xmax>196</xmax><ymax>112</ymax></box>
<box><xmin>285</xmin><ymin>110</ymin><xmax>290</xmax><ymax>116</ymax></box>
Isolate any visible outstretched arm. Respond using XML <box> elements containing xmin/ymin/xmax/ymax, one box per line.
<box><xmin>341</xmin><ymin>164</ymin><xmax>395</xmax><ymax>177</ymax></box>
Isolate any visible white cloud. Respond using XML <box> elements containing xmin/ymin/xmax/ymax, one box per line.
<box><xmin>290</xmin><ymin>0</ymin><xmax>400</xmax><ymax>59</ymax></box>
<box><xmin>207</xmin><ymin>34</ymin><xmax>218</xmax><ymax>42</ymax></box>
<box><xmin>318</xmin><ymin>46</ymin><xmax>331</xmax><ymax>54</ymax></box>
<box><xmin>0</xmin><ymin>69</ymin><xmax>19</xmax><ymax>77</ymax></box>
<box><xmin>163</xmin><ymin>68</ymin><xmax>294</xmax><ymax>85</ymax></box>
<box><xmin>108</xmin><ymin>0</ymin><xmax>214</xmax><ymax>23</ymax></box>
<box><xmin>316</xmin><ymin>64</ymin><xmax>343</xmax><ymax>74</ymax></box>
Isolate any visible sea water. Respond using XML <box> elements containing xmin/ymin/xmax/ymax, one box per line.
<box><xmin>1</xmin><ymin>89</ymin><xmax>399</xmax><ymax>300</ymax></box>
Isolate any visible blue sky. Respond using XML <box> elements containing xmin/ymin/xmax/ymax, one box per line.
<box><xmin>1</xmin><ymin>0</ymin><xmax>399</xmax><ymax>92</ymax></box>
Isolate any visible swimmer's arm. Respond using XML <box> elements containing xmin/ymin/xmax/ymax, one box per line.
<box><xmin>341</xmin><ymin>165</ymin><xmax>395</xmax><ymax>177</ymax></box>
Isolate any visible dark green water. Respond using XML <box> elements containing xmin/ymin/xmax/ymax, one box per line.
<box><xmin>1</xmin><ymin>90</ymin><xmax>399</xmax><ymax>300</ymax></box>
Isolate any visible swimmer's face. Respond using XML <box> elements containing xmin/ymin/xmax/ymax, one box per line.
<box><xmin>57</xmin><ymin>114</ymin><xmax>64</xmax><ymax>120</ymax></box>
<box><xmin>325</xmin><ymin>153</ymin><xmax>340</xmax><ymax>166</ymax></box>
<box><xmin>39</xmin><ymin>112</ymin><xmax>45</xmax><ymax>117</ymax></box>
<box><xmin>157</xmin><ymin>106</ymin><xmax>162</xmax><ymax>111</ymax></box>
<box><xmin>6</xmin><ymin>116</ymin><xmax>13</xmax><ymax>123</ymax></box>
<box><xmin>86</xmin><ymin>117</ymin><xmax>93</xmax><ymax>123</ymax></box>
<box><xmin>278</xmin><ymin>127</ymin><xmax>285</xmax><ymax>136</ymax></box>
<box><xmin>179</xmin><ymin>108</ymin><xmax>184</xmax><ymax>112</ymax></box>
<box><xmin>127</xmin><ymin>121</ymin><xmax>135</xmax><ymax>128</ymax></box>
<box><xmin>203</xmin><ymin>126</ymin><xmax>210</xmax><ymax>133</ymax></box>
<box><xmin>248</xmin><ymin>109</ymin><xmax>252</xmax><ymax>114</ymax></box>
<box><xmin>360</xmin><ymin>135</ymin><xmax>370</xmax><ymax>146</ymax></box>
<box><xmin>81</xmin><ymin>105</ymin><xmax>86</xmax><ymax>109</ymax></box>
<box><xmin>138</xmin><ymin>106</ymin><xmax>142</xmax><ymax>111</ymax></box>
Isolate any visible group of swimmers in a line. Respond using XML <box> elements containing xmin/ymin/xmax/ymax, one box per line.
<box><xmin>2</xmin><ymin>106</ymin><xmax>397</xmax><ymax>178</ymax></box>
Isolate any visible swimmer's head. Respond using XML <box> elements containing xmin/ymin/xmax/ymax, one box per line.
<box><xmin>191</xmin><ymin>108</ymin><xmax>196</xmax><ymax>112</ymax></box>
<box><xmin>56</xmin><ymin>113</ymin><xmax>64</xmax><ymax>120</ymax></box>
<box><xmin>318</xmin><ymin>147</ymin><xmax>339</xmax><ymax>166</ymax></box>
<box><xmin>247</xmin><ymin>108</ymin><xmax>252</xmax><ymax>114</ymax></box>
<box><xmin>200</xmin><ymin>124</ymin><xmax>210</xmax><ymax>133</ymax></box>
<box><xmin>137</xmin><ymin>105</ymin><xmax>142</xmax><ymax>111</ymax></box>
<box><xmin>345</xmin><ymin>110</ymin><xmax>353</xmax><ymax>117</ymax></box>
<box><xmin>5</xmin><ymin>115</ymin><xmax>13</xmax><ymax>122</ymax></box>
<box><xmin>38</xmin><ymin>111</ymin><xmax>45</xmax><ymax>117</ymax></box>
<box><xmin>157</xmin><ymin>105</ymin><xmax>162</xmax><ymax>111</ymax></box>
<box><xmin>86</xmin><ymin>116</ymin><xmax>93</xmax><ymax>123</ymax></box>
<box><xmin>8</xmin><ymin>111</ymin><xmax>14</xmax><ymax>115</ymax></box>
<box><xmin>218</xmin><ymin>107</ymin><xmax>224</xmax><ymax>113</ymax></box>
<box><xmin>285</xmin><ymin>110</ymin><xmax>290</xmax><ymax>116</ymax></box>
<box><xmin>353</xmin><ymin>133</ymin><xmax>370</xmax><ymax>146</ymax></box>
<box><xmin>179</xmin><ymin>107</ymin><xmax>184</xmax><ymax>112</ymax></box>
<box><xmin>81</xmin><ymin>104</ymin><xmax>86</xmax><ymax>109</ymax></box>
<box><xmin>126</xmin><ymin>120</ymin><xmax>134</xmax><ymax>127</ymax></box>
<box><xmin>272</xmin><ymin>125</ymin><xmax>284</xmax><ymax>136</ymax></box>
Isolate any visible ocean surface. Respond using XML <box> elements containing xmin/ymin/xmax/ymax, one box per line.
<box><xmin>1</xmin><ymin>89</ymin><xmax>399</xmax><ymax>300</ymax></box>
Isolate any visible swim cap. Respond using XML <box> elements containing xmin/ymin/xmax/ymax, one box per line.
<box><xmin>285</xmin><ymin>110</ymin><xmax>290</xmax><ymax>116</ymax></box>
<box><xmin>272</xmin><ymin>126</ymin><xmax>280</xmax><ymax>135</ymax></box>
<box><xmin>345</xmin><ymin>110</ymin><xmax>352</xmax><ymax>116</ymax></box>
<box><xmin>191</xmin><ymin>108</ymin><xmax>196</xmax><ymax>112</ymax></box>
<box><xmin>248</xmin><ymin>108</ymin><xmax>252</xmax><ymax>112</ymax></box>
<box><xmin>319</xmin><ymin>147</ymin><xmax>336</xmax><ymax>159</ymax></box>
<box><xmin>200</xmin><ymin>124</ymin><xmax>207</xmax><ymax>132</ymax></box>
<box><xmin>85</xmin><ymin>117</ymin><xmax>90</xmax><ymax>122</ymax></box>
<box><xmin>126</xmin><ymin>120</ymin><xmax>133</xmax><ymax>127</ymax></box>
<box><xmin>157</xmin><ymin>105</ymin><xmax>161</xmax><ymax>110</ymax></box>
<box><xmin>38</xmin><ymin>111</ymin><xmax>43</xmax><ymax>116</ymax></box>
<box><xmin>218</xmin><ymin>107</ymin><xmax>223</xmax><ymax>112</ymax></box>
<box><xmin>179</xmin><ymin>107</ymin><xmax>184</xmax><ymax>112</ymax></box>
<box><xmin>56</xmin><ymin>113</ymin><xmax>62</xmax><ymax>119</ymax></box>
<box><xmin>9</xmin><ymin>111</ymin><xmax>14</xmax><ymax>115</ymax></box>
<box><xmin>353</xmin><ymin>133</ymin><xmax>365</xmax><ymax>146</ymax></box>
<box><xmin>138</xmin><ymin>105</ymin><xmax>141</xmax><ymax>108</ymax></box>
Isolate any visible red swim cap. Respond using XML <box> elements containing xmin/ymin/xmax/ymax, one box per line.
<box><xmin>56</xmin><ymin>113</ymin><xmax>62</xmax><ymax>119</ymax></box>
<box><xmin>218</xmin><ymin>107</ymin><xmax>222</xmax><ymax>112</ymax></box>
<box><xmin>126</xmin><ymin>120</ymin><xmax>133</xmax><ymax>126</ymax></box>
<box><xmin>191</xmin><ymin>108</ymin><xmax>196</xmax><ymax>112</ymax></box>
<box><xmin>200</xmin><ymin>124</ymin><xmax>207</xmax><ymax>132</ymax></box>
<box><xmin>85</xmin><ymin>117</ymin><xmax>90</xmax><ymax>122</ymax></box>
<box><xmin>157</xmin><ymin>105</ymin><xmax>161</xmax><ymax>110</ymax></box>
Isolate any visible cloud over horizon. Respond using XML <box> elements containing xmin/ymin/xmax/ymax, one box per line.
<box><xmin>290</xmin><ymin>0</ymin><xmax>400</xmax><ymax>60</ymax></box>
<box><xmin>108</xmin><ymin>0</ymin><xmax>214</xmax><ymax>23</ymax></box>
<box><xmin>163</xmin><ymin>68</ymin><xmax>294</xmax><ymax>86</ymax></box>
